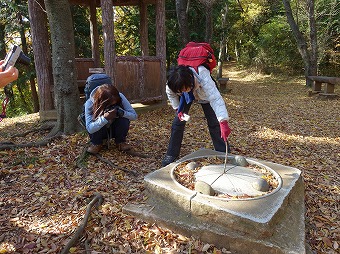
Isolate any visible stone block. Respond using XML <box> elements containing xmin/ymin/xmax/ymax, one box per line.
<box><xmin>123</xmin><ymin>149</ymin><xmax>306</xmax><ymax>254</ymax></box>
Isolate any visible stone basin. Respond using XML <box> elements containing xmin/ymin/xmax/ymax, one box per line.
<box><xmin>177</xmin><ymin>157</ymin><xmax>282</xmax><ymax>199</ymax></box>
<box><xmin>123</xmin><ymin>149</ymin><xmax>306</xmax><ymax>254</ymax></box>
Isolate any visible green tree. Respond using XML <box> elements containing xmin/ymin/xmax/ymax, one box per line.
<box><xmin>255</xmin><ymin>17</ymin><xmax>303</xmax><ymax>73</ymax></box>
<box><xmin>72</xmin><ymin>5</ymin><xmax>93</xmax><ymax>58</ymax></box>
<box><xmin>0</xmin><ymin>0</ymin><xmax>35</xmax><ymax>117</ymax></box>
<box><xmin>114</xmin><ymin>6</ymin><xmax>141</xmax><ymax>56</ymax></box>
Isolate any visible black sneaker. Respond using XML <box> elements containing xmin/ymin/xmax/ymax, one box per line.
<box><xmin>161</xmin><ymin>155</ymin><xmax>177</xmax><ymax>167</ymax></box>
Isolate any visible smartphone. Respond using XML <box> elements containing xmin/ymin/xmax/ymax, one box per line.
<box><xmin>2</xmin><ymin>45</ymin><xmax>23</xmax><ymax>71</ymax></box>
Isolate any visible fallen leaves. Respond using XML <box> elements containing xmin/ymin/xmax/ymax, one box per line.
<box><xmin>0</xmin><ymin>63</ymin><xmax>339</xmax><ymax>253</ymax></box>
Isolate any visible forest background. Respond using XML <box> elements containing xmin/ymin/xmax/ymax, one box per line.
<box><xmin>0</xmin><ymin>0</ymin><xmax>339</xmax><ymax>253</ymax></box>
<box><xmin>0</xmin><ymin>0</ymin><xmax>339</xmax><ymax>119</ymax></box>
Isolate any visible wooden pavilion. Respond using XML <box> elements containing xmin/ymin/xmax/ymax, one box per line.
<box><xmin>69</xmin><ymin>0</ymin><xmax>166</xmax><ymax>103</ymax></box>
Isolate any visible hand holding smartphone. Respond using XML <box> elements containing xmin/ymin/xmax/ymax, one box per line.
<box><xmin>2</xmin><ymin>45</ymin><xmax>30</xmax><ymax>71</ymax></box>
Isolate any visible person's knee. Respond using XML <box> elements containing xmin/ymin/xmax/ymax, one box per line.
<box><xmin>172</xmin><ymin>122</ymin><xmax>186</xmax><ymax>131</ymax></box>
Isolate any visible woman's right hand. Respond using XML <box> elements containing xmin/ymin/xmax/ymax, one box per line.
<box><xmin>104</xmin><ymin>109</ymin><xmax>117</xmax><ymax>121</ymax></box>
<box><xmin>0</xmin><ymin>62</ymin><xmax>19</xmax><ymax>88</ymax></box>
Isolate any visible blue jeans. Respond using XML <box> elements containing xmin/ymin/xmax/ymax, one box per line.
<box><xmin>89</xmin><ymin>117</ymin><xmax>130</xmax><ymax>145</ymax></box>
<box><xmin>165</xmin><ymin>102</ymin><xmax>230</xmax><ymax>158</ymax></box>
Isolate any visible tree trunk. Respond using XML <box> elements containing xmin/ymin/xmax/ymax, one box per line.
<box><xmin>140</xmin><ymin>1</ymin><xmax>149</xmax><ymax>56</ymax></box>
<box><xmin>17</xmin><ymin>10</ymin><xmax>39</xmax><ymax>113</ymax></box>
<box><xmin>175</xmin><ymin>0</ymin><xmax>189</xmax><ymax>46</ymax></box>
<box><xmin>29</xmin><ymin>76</ymin><xmax>39</xmax><ymax>112</ymax></box>
<box><xmin>156</xmin><ymin>0</ymin><xmax>167</xmax><ymax>100</ymax></box>
<box><xmin>44</xmin><ymin>0</ymin><xmax>81</xmax><ymax>134</ymax></box>
<box><xmin>307</xmin><ymin>0</ymin><xmax>318</xmax><ymax>76</ymax></box>
<box><xmin>89</xmin><ymin>0</ymin><xmax>100</xmax><ymax>67</ymax></box>
<box><xmin>197</xmin><ymin>0</ymin><xmax>215</xmax><ymax>43</ymax></box>
<box><xmin>100</xmin><ymin>0</ymin><xmax>115</xmax><ymax>85</ymax></box>
<box><xmin>204</xmin><ymin>7</ymin><xmax>213</xmax><ymax>43</ymax></box>
<box><xmin>217</xmin><ymin>4</ymin><xmax>228</xmax><ymax>79</ymax></box>
<box><xmin>28</xmin><ymin>0</ymin><xmax>55</xmax><ymax>112</ymax></box>
<box><xmin>0</xmin><ymin>23</ymin><xmax>6</xmax><ymax>57</ymax></box>
<box><xmin>282</xmin><ymin>0</ymin><xmax>316</xmax><ymax>86</ymax></box>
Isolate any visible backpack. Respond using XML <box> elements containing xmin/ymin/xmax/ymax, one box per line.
<box><xmin>78</xmin><ymin>73</ymin><xmax>112</xmax><ymax>128</ymax></box>
<box><xmin>84</xmin><ymin>73</ymin><xmax>112</xmax><ymax>101</ymax></box>
<box><xmin>177</xmin><ymin>42</ymin><xmax>217</xmax><ymax>74</ymax></box>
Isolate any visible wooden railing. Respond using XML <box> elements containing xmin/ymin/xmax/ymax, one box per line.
<box><xmin>75</xmin><ymin>56</ymin><xmax>163</xmax><ymax>103</ymax></box>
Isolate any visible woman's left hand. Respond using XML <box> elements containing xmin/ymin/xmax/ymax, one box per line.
<box><xmin>220</xmin><ymin>120</ymin><xmax>231</xmax><ymax>141</ymax></box>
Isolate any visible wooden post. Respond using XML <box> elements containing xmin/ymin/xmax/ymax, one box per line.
<box><xmin>100</xmin><ymin>0</ymin><xmax>115</xmax><ymax>85</ymax></box>
<box><xmin>140</xmin><ymin>1</ymin><xmax>149</xmax><ymax>56</ymax></box>
<box><xmin>313</xmin><ymin>81</ymin><xmax>322</xmax><ymax>92</ymax></box>
<box><xmin>324</xmin><ymin>83</ymin><xmax>335</xmax><ymax>94</ymax></box>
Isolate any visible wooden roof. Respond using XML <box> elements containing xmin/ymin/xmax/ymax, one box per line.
<box><xmin>69</xmin><ymin>0</ymin><xmax>156</xmax><ymax>7</ymax></box>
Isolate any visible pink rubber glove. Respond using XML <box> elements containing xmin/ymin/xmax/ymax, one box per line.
<box><xmin>219</xmin><ymin>120</ymin><xmax>231</xmax><ymax>141</ymax></box>
<box><xmin>177</xmin><ymin>112</ymin><xmax>185</xmax><ymax>121</ymax></box>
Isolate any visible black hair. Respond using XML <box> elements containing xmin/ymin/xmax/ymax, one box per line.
<box><xmin>167</xmin><ymin>65</ymin><xmax>194</xmax><ymax>93</ymax></box>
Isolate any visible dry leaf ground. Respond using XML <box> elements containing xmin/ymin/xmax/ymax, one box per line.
<box><xmin>0</xmin><ymin>63</ymin><xmax>339</xmax><ymax>253</ymax></box>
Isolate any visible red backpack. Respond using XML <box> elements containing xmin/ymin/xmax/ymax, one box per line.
<box><xmin>177</xmin><ymin>42</ymin><xmax>217</xmax><ymax>73</ymax></box>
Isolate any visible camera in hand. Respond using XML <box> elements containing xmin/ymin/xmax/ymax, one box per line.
<box><xmin>104</xmin><ymin>105</ymin><xmax>124</xmax><ymax>117</ymax></box>
<box><xmin>2</xmin><ymin>45</ymin><xmax>31</xmax><ymax>71</ymax></box>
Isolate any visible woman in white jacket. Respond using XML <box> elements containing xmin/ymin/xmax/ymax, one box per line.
<box><xmin>162</xmin><ymin>65</ymin><xmax>231</xmax><ymax>166</ymax></box>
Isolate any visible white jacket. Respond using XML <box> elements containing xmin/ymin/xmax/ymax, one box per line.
<box><xmin>166</xmin><ymin>66</ymin><xmax>229</xmax><ymax>122</ymax></box>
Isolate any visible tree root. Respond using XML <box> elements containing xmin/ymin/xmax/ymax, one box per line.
<box><xmin>75</xmin><ymin>144</ymin><xmax>90</xmax><ymax>169</ymax></box>
<box><xmin>125</xmin><ymin>149</ymin><xmax>150</xmax><ymax>158</ymax></box>
<box><xmin>94</xmin><ymin>153</ymin><xmax>139</xmax><ymax>176</ymax></box>
<box><xmin>0</xmin><ymin>132</ymin><xmax>62</xmax><ymax>151</ymax></box>
<box><xmin>60</xmin><ymin>193</ymin><xmax>104</xmax><ymax>254</ymax></box>
<box><xmin>10</xmin><ymin>122</ymin><xmax>55</xmax><ymax>138</ymax></box>
<box><xmin>75</xmin><ymin>144</ymin><xmax>143</xmax><ymax>176</ymax></box>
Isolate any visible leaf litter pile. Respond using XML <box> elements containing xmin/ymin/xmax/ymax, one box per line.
<box><xmin>0</xmin><ymin>64</ymin><xmax>339</xmax><ymax>253</ymax></box>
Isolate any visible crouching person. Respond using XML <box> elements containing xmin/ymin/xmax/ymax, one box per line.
<box><xmin>85</xmin><ymin>84</ymin><xmax>137</xmax><ymax>154</ymax></box>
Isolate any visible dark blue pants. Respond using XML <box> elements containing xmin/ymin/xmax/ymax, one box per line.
<box><xmin>165</xmin><ymin>102</ymin><xmax>229</xmax><ymax>158</ymax></box>
<box><xmin>89</xmin><ymin>117</ymin><xmax>130</xmax><ymax>145</ymax></box>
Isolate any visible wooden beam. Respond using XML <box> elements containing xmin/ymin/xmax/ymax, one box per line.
<box><xmin>69</xmin><ymin>0</ymin><xmax>156</xmax><ymax>7</ymax></box>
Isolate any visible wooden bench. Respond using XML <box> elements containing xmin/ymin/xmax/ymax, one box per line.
<box><xmin>307</xmin><ymin>76</ymin><xmax>340</xmax><ymax>97</ymax></box>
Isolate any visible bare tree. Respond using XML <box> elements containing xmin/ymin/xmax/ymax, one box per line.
<box><xmin>44</xmin><ymin>0</ymin><xmax>81</xmax><ymax>134</ymax></box>
<box><xmin>314</xmin><ymin>0</ymin><xmax>339</xmax><ymax>67</ymax></box>
<box><xmin>282</xmin><ymin>0</ymin><xmax>317</xmax><ymax>86</ymax></box>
